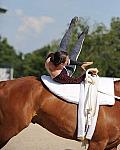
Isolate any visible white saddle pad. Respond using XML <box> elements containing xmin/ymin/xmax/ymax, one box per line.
<box><xmin>41</xmin><ymin>75</ymin><xmax>115</xmax><ymax>105</ymax></box>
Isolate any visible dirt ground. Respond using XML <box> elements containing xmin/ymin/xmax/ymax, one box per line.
<box><xmin>1</xmin><ymin>123</ymin><xmax>120</xmax><ymax>150</ymax></box>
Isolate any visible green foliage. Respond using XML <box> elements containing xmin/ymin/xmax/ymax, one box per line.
<box><xmin>23</xmin><ymin>44</ymin><xmax>58</xmax><ymax>76</ymax></box>
<box><xmin>0</xmin><ymin>38</ymin><xmax>23</xmax><ymax>77</ymax></box>
<box><xmin>1</xmin><ymin>17</ymin><xmax>120</xmax><ymax>78</ymax></box>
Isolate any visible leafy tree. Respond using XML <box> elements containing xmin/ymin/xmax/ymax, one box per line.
<box><xmin>23</xmin><ymin>45</ymin><xmax>51</xmax><ymax>76</ymax></box>
<box><xmin>0</xmin><ymin>38</ymin><xmax>22</xmax><ymax>77</ymax></box>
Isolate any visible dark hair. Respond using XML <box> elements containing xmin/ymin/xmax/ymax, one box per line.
<box><xmin>46</xmin><ymin>52</ymin><xmax>54</xmax><ymax>60</ymax></box>
<box><xmin>50</xmin><ymin>51</ymin><xmax>68</xmax><ymax>66</ymax></box>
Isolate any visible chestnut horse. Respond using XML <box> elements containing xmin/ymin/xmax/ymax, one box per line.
<box><xmin>0</xmin><ymin>76</ymin><xmax>120</xmax><ymax>150</ymax></box>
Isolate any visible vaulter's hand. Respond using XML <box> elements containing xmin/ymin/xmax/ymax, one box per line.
<box><xmin>81</xmin><ymin>61</ymin><xmax>93</xmax><ymax>70</ymax></box>
<box><xmin>88</xmin><ymin>68</ymin><xmax>99</xmax><ymax>75</ymax></box>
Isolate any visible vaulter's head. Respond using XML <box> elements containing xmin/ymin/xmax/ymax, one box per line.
<box><xmin>49</xmin><ymin>51</ymin><xmax>70</xmax><ymax>67</ymax></box>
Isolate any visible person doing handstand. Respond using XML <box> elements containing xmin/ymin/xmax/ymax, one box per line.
<box><xmin>45</xmin><ymin>17</ymin><xmax>98</xmax><ymax>84</ymax></box>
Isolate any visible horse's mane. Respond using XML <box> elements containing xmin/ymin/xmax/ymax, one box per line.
<box><xmin>17</xmin><ymin>76</ymin><xmax>37</xmax><ymax>81</ymax></box>
<box><xmin>0</xmin><ymin>76</ymin><xmax>38</xmax><ymax>89</ymax></box>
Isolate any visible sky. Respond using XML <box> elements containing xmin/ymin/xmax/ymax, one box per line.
<box><xmin>0</xmin><ymin>0</ymin><xmax>120</xmax><ymax>53</ymax></box>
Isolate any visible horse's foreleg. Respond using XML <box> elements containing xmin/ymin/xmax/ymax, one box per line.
<box><xmin>0</xmin><ymin>114</ymin><xmax>32</xmax><ymax>149</ymax></box>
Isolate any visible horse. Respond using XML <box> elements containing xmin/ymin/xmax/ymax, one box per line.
<box><xmin>0</xmin><ymin>76</ymin><xmax>120</xmax><ymax>150</ymax></box>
